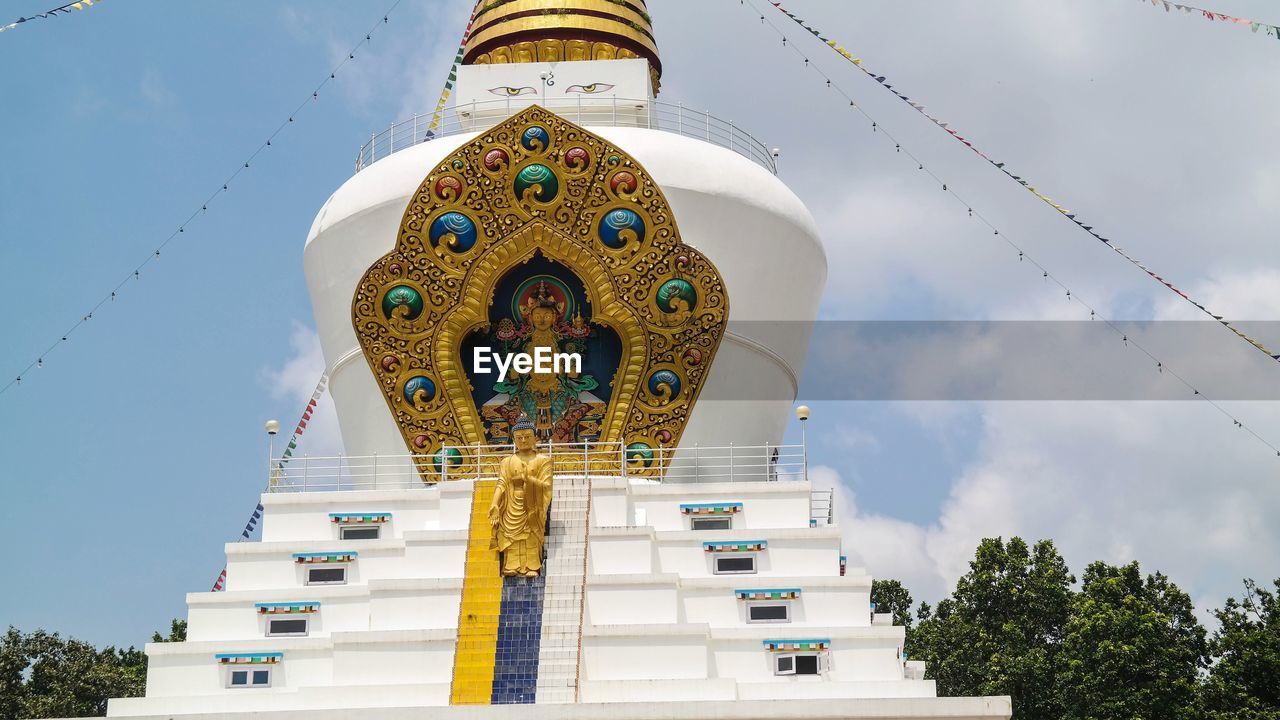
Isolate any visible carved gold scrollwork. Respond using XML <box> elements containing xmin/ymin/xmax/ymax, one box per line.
<box><xmin>352</xmin><ymin>106</ymin><xmax>726</xmax><ymax>479</ymax></box>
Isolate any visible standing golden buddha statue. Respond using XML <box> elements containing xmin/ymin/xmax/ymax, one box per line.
<box><xmin>489</xmin><ymin>415</ymin><xmax>553</xmax><ymax>577</ymax></box>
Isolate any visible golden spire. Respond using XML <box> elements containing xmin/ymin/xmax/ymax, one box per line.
<box><xmin>462</xmin><ymin>0</ymin><xmax>661</xmax><ymax>92</ymax></box>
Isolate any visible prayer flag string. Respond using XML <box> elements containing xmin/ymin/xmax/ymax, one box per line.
<box><xmin>212</xmin><ymin>372</ymin><xmax>328</xmax><ymax>591</ymax></box>
<box><xmin>763</xmin><ymin>0</ymin><xmax>1280</xmax><ymax>366</ymax></box>
<box><xmin>0</xmin><ymin>0</ymin><xmax>104</xmax><ymax>35</ymax></box>
<box><xmin>733</xmin><ymin>0</ymin><xmax>1280</xmax><ymax>460</ymax></box>
<box><xmin>2</xmin><ymin>0</ymin><xmax>405</xmax><ymax>398</ymax></box>
<box><xmin>427</xmin><ymin>3</ymin><xmax>483</xmax><ymax>134</ymax></box>
<box><xmin>1130</xmin><ymin>0</ymin><xmax>1280</xmax><ymax>42</ymax></box>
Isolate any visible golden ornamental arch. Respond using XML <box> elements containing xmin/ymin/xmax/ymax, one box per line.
<box><xmin>352</xmin><ymin>105</ymin><xmax>727</xmax><ymax>479</ymax></box>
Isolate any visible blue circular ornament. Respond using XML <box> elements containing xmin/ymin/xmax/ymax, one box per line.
<box><xmin>521</xmin><ymin>126</ymin><xmax>551</xmax><ymax>151</ymax></box>
<box><xmin>403</xmin><ymin>376</ymin><xmax>436</xmax><ymax>405</ymax></box>
<box><xmin>429</xmin><ymin>211</ymin><xmax>477</xmax><ymax>253</ymax></box>
<box><xmin>647</xmin><ymin>370</ymin><xmax>682</xmax><ymax>403</ymax></box>
<box><xmin>598</xmin><ymin>209</ymin><xmax>645</xmax><ymax>249</ymax></box>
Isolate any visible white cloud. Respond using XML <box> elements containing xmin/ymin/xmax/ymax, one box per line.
<box><xmin>263</xmin><ymin>323</ymin><xmax>344</xmax><ymax>459</ymax></box>
<box><xmin>139</xmin><ymin>68</ymin><xmax>178</xmax><ymax>111</ymax></box>
<box><xmin>819</xmin><ymin>397</ymin><xmax>1280</xmax><ymax>611</ymax></box>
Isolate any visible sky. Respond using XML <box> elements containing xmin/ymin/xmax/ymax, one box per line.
<box><xmin>0</xmin><ymin>0</ymin><xmax>1277</xmax><ymax>648</ymax></box>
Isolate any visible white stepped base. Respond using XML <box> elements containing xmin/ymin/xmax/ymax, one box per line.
<box><xmin>109</xmin><ymin>695</ymin><xmax>1011</xmax><ymax>719</ymax></box>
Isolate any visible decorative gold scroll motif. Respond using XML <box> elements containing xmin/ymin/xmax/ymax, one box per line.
<box><xmin>352</xmin><ymin>106</ymin><xmax>727</xmax><ymax>479</ymax></box>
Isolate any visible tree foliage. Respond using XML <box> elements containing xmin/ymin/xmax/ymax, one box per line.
<box><xmin>910</xmin><ymin>537</ymin><xmax>1075</xmax><ymax>720</ymax></box>
<box><xmin>1060</xmin><ymin>561</ymin><xmax>1207</xmax><ymax>720</ymax></box>
<box><xmin>871</xmin><ymin>578</ymin><xmax>915</xmax><ymax>633</ymax></box>
<box><xmin>0</xmin><ymin>619</ymin><xmax>185</xmax><ymax>719</ymax></box>
<box><xmin>0</xmin><ymin>627</ymin><xmax>145</xmax><ymax>719</ymax></box>
<box><xmin>1200</xmin><ymin>579</ymin><xmax>1280</xmax><ymax>719</ymax></box>
<box><xmin>900</xmin><ymin>537</ymin><xmax>1278</xmax><ymax>719</ymax></box>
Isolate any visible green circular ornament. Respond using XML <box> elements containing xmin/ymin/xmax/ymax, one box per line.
<box><xmin>514</xmin><ymin>164</ymin><xmax>559</xmax><ymax>203</ymax></box>
<box><xmin>382</xmin><ymin>285</ymin><xmax>424</xmax><ymax>320</ymax></box>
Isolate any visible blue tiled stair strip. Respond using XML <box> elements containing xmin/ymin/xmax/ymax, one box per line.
<box><xmin>490</xmin><ymin>574</ymin><xmax>546</xmax><ymax>704</ymax></box>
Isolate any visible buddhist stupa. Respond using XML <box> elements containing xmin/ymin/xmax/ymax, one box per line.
<box><xmin>107</xmin><ymin>2</ymin><xmax>1011</xmax><ymax>718</ymax></box>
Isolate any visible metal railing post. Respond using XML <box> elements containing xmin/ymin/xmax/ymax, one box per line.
<box><xmin>303</xmin><ymin>455</ymin><xmax>309</xmax><ymax>493</ymax></box>
<box><xmin>764</xmin><ymin>440</ymin><xmax>770</xmax><ymax>481</ymax></box>
<box><xmin>612</xmin><ymin>95</ymin><xmax>617</xmax><ymax>125</ymax></box>
<box><xmin>706</xmin><ymin>112</ymin><xmax>711</xmax><ymax>141</ymax></box>
<box><xmin>729</xmin><ymin>443</ymin><xmax>735</xmax><ymax>483</ymax></box>
<box><xmin>442</xmin><ymin>446</ymin><xmax>449</xmax><ymax>483</ymax></box>
<box><xmin>677</xmin><ymin>103</ymin><xmax>683</xmax><ymax>135</ymax></box>
<box><xmin>370</xmin><ymin>133</ymin><xmax>376</xmax><ymax>162</ymax></box>
<box><xmin>729</xmin><ymin>121</ymin><xmax>736</xmax><ymax>153</ymax></box>
<box><xmin>372</xmin><ymin>452</ymin><xmax>378</xmax><ymax>490</ymax></box>
<box><xmin>413</xmin><ymin>113</ymin><xmax>419</xmax><ymax>144</ymax></box>
<box><xmin>390</xmin><ymin>122</ymin><xmax>395</xmax><ymax>152</ymax></box>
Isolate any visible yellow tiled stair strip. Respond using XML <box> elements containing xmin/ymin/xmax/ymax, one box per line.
<box><xmin>449</xmin><ymin>480</ymin><xmax>503</xmax><ymax>704</ymax></box>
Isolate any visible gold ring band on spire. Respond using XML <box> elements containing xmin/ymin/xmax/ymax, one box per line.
<box><xmin>465</xmin><ymin>15</ymin><xmax>659</xmax><ymax>61</ymax></box>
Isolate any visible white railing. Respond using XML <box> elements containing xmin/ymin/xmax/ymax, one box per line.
<box><xmin>354</xmin><ymin>96</ymin><xmax>777</xmax><ymax>175</ymax></box>
<box><xmin>265</xmin><ymin>442</ymin><xmax>807</xmax><ymax>493</ymax></box>
<box><xmin>810</xmin><ymin>488</ymin><xmax>835</xmax><ymax>527</ymax></box>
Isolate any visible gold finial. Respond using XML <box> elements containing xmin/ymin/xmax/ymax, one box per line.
<box><xmin>463</xmin><ymin>0</ymin><xmax>661</xmax><ymax>93</ymax></box>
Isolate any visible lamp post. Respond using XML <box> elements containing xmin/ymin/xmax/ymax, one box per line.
<box><xmin>795</xmin><ymin>405</ymin><xmax>810</xmax><ymax>482</ymax></box>
<box><xmin>265</xmin><ymin>419</ymin><xmax>280</xmax><ymax>485</ymax></box>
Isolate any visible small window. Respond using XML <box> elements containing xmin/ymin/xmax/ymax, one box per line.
<box><xmin>227</xmin><ymin>668</ymin><xmax>272</xmax><ymax>688</ymax></box>
<box><xmin>340</xmin><ymin>525</ymin><xmax>380</xmax><ymax>540</ymax></box>
<box><xmin>306</xmin><ymin>566</ymin><xmax>347</xmax><ymax>585</ymax></box>
<box><xmin>266</xmin><ymin>618</ymin><xmax>309</xmax><ymax>637</ymax></box>
<box><xmin>690</xmin><ymin>516</ymin><xmax>732</xmax><ymax>531</ymax></box>
<box><xmin>747</xmin><ymin>601</ymin><xmax>791</xmax><ymax>623</ymax></box>
<box><xmin>713</xmin><ymin>554</ymin><xmax>756</xmax><ymax>575</ymax></box>
<box><xmin>795</xmin><ymin>654</ymin><xmax>820</xmax><ymax>675</ymax></box>
<box><xmin>774</xmin><ymin>654</ymin><xmax>795</xmax><ymax>675</ymax></box>
<box><xmin>773</xmin><ymin>653</ymin><xmax>822</xmax><ymax>676</ymax></box>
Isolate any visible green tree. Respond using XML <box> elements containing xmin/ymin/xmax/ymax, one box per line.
<box><xmin>152</xmin><ymin>618</ymin><xmax>187</xmax><ymax>644</ymax></box>
<box><xmin>0</xmin><ymin>628</ymin><xmax>145</xmax><ymax>718</ymax></box>
<box><xmin>1061</xmin><ymin>561</ymin><xmax>1207</xmax><ymax>720</ymax></box>
<box><xmin>871</xmin><ymin>578</ymin><xmax>915</xmax><ymax>634</ymax></box>
<box><xmin>0</xmin><ymin>619</ymin><xmax>184</xmax><ymax>718</ymax></box>
<box><xmin>910</xmin><ymin>537</ymin><xmax>1075</xmax><ymax>720</ymax></box>
<box><xmin>1200</xmin><ymin>578</ymin><xmax>1280</xmax><ymax>719</ymax></box>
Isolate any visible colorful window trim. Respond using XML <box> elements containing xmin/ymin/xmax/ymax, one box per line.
<box><xmin>763</xmin><ymin>639</ymin><xmax>830</xmax><ymax>652</ymax></box>
<box><xmin>216</xmin><ymin>653</ymin><xmax>282</xmax><ymax>665</ymax></box>
<box><xmin>293</xmin><ymin>552</ymin><xmax>358</xmax><ymax>564</ymax></box>
<box><xmin>735</xmin><ymin>588</ymin><xmax>801</xmax><ymax>601</ymax></box>
<box><xmin>703</xmin><ymin>540</ymin><xmax>766</xmax><ymax>553</ymax></box>
<box><xmin>255</xmin><ymin>602</ymin><xmax>320</xmax><ymax>615</ymax></box>
<box><xmin>840</xmin><ymin>555</ymin><xmax>847</xmax><ymax>576</ymax></box>
<box><xmin>328</xmin><ymin>512</ymin><xmax>391</xmax><ymax>524</ymax></box>
<box><xmin>680</xmin><ymin>502</ymin><xmax>743</xmax><ymax>516</ymax></box>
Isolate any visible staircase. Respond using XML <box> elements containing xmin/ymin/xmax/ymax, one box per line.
<box><xmin>449</xmin><ymin>480</ymin><xmax>502</xmax><ymax>705</ymax></box>
<box><xmin>534</xmin><ymin>473</ymin><xmax>593</xmax><ymax>703</ymax></box>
